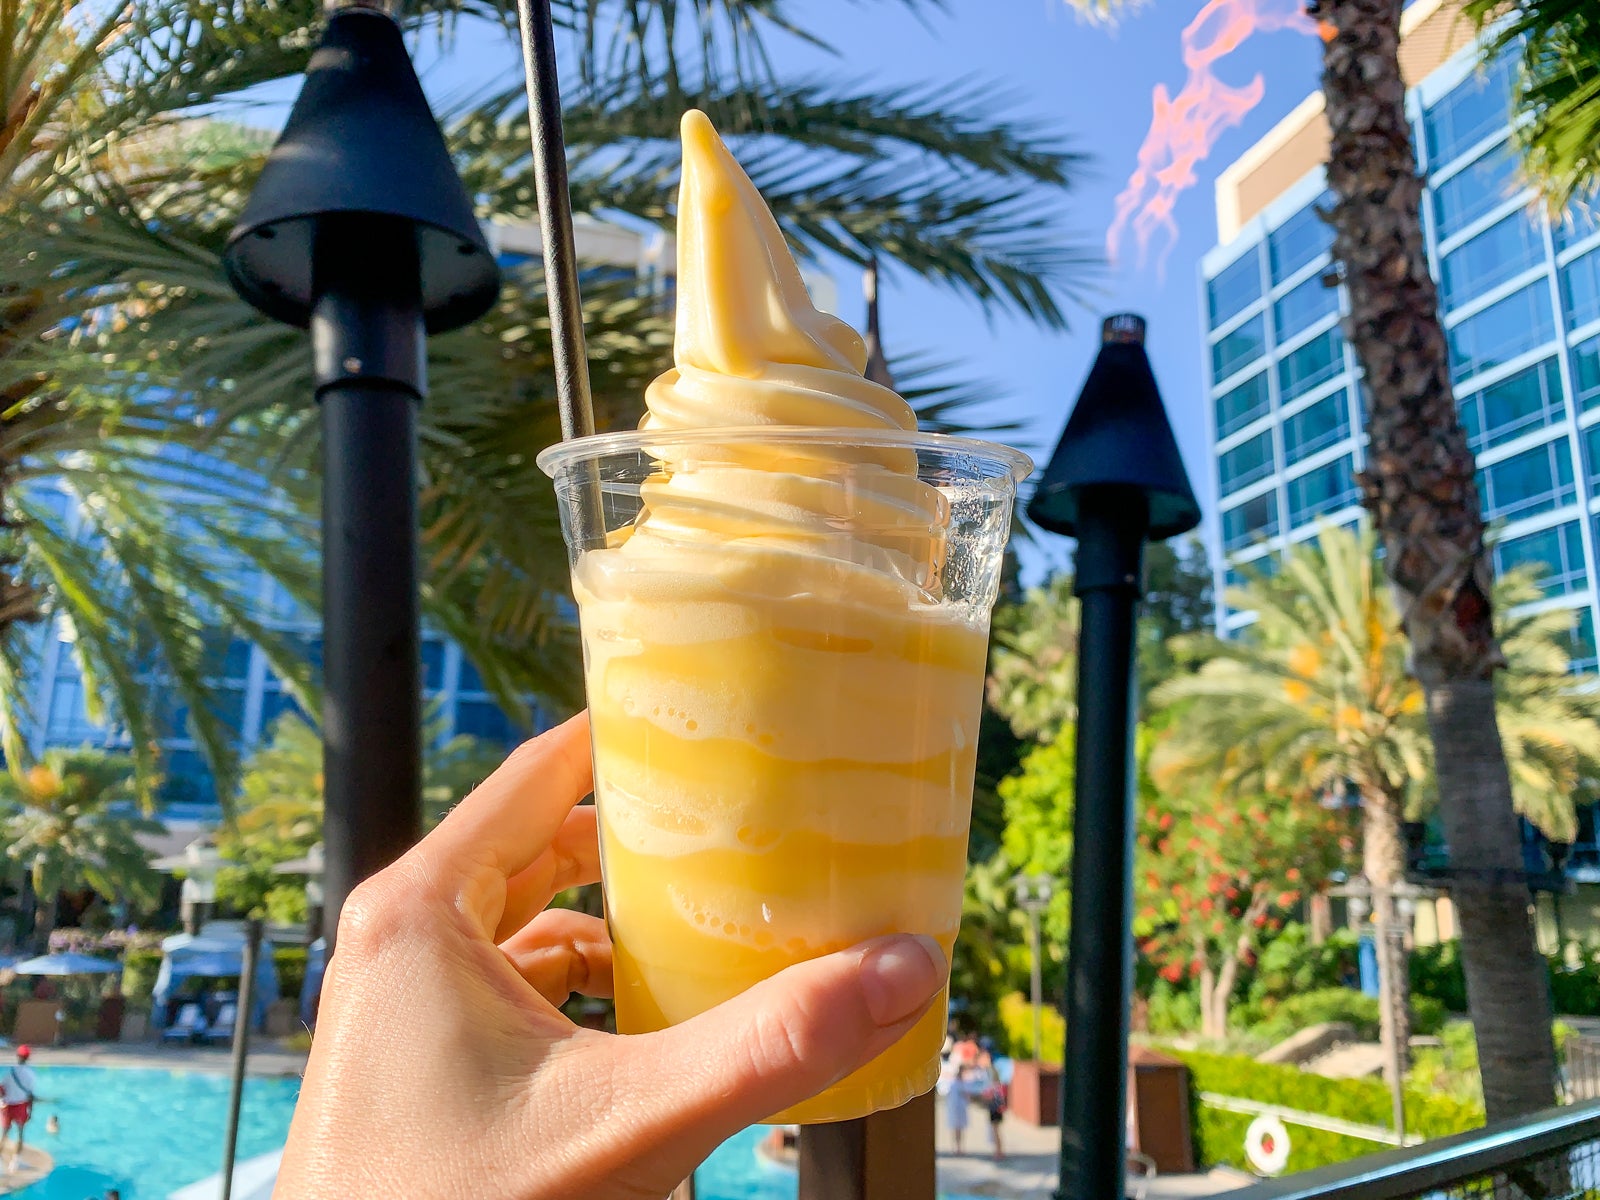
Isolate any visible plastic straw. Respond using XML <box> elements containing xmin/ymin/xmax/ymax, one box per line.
<box><xmin>515</xmin><ymin>0</ymin><xmax>595</xmax><ymax>441</ymax></box>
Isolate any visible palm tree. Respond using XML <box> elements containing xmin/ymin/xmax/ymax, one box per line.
<box><xmin>1151</xmin><ymin>524</ymin><xmax>1600</xmax><ymax>1085</ymax></box>
<box><xmin>1</xmin><ymin>0</ymin><xmax>1094</xmax><ymax>807</ymax></box>
<box><xmin>1464</xmin><ymin>0</ymin><xmax>1600</xmax><ymax>211</ymax></box>
<box><xmin>1316</xmin><ymin>0</ymin><xmax>1559</xmax><ymax>1118</ymax></box>
<box><xmin>0</xmin><ymin>749</ymin><xmax>163</xmax><ymax>949</ymax></box>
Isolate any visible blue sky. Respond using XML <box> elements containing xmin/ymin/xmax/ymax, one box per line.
<box><xmin>269</xmin><ymin>1</ymin><xmax>1333</xmax><ymax>581</ymax></box>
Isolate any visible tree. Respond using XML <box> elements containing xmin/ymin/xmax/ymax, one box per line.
<box><xmin>1465</xmin><ymin>0</ymin><xmax>1600</xmax><ymax>211</ymax></box>
<box><xmin>0</xmin><ymin>749</ymin><xmax>163</xmax><ymax>949</ymax></box>
<box><xmin>997</xmin><ymin>721</ymin><xmax>1349</xmax><ymax>1038</ymax></box>
<box><xmin>1152</xmin><ymin>524</ymin><xmax>1600</xmax><ymax>1078</ymax></box>
<box><xmin>1318</xmin><ymin>0</ymin><xmax>1562</xmax><ymax>1115</ymax></box>
<box><xmin>1136</xmin><ymin>780</ymin><xmax>1351</xmax><ymax>1040</ymax></box>
<box><xmin>987</xmin><ymin>536</ymin><xmax>1213</xmax><ymax>743</ymax></box>
<box><xmin>3</xmin><ymin>0</ymin><xmax>1096</xmax><ymax>804</ymax></box>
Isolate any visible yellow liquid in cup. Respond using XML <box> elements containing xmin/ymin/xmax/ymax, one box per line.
<box><xmin>579</xmin><ymin>577</ymin><xmax>986</xmax><ymax>1123</ymax></box>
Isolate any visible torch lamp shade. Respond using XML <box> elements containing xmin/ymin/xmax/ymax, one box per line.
<box><xmin>1026</xmin><ymin>314</ymin><xmax>1200</xmax><ymax>541</ymax></box>
<box><xmin>222</xmin><ymin>7</ymin><xmax>499</xmax><ymax>333</ymax></box>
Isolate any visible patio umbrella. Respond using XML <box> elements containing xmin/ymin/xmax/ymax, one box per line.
<box><xmin>11</xmin><ymin>952</ymin><xmax>121</xmax><ymax>976</ymax></box>
<box><xmin>167</xmin><ymin>1149</ymin><xmax>281</xmax><ymax>1200</ymax></box>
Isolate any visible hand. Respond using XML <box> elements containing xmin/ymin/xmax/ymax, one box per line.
<box><xmin>276</xmin><ymin>712</ymin><xmax>946</xmax><ymax>1199</ymax></box>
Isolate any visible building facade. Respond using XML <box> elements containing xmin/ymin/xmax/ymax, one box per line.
<box><xmin>1201</xmin><ymin>0</ymin><xmax>1600</xmax><ymax>679</ymax></box>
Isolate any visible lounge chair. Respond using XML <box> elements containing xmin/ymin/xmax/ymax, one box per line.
<box><xmin>205</xmin><ymin>1002</ymin><xmax>237</xmax><ymax>1045</ymax></box>
<box><xmin>162</xmin><ymin>1002</ymin><xmax>208</xmax><ymax>1043</ymax></box>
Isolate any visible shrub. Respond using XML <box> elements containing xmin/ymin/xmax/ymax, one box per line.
<box><xmin>1410</xmin><ymin>941</ymin><xmax>1468</xmax><ymax>1012</ymax></box>
<box><xmin>1246</xmin><ymin>987</ymin><xmax>1447</xmax><ymax>1044</ymax></box>
<box><xmin>273</xmin><ymin>946</ymin><xmax>309</xmax><ymax>1002</ymax></box>
<box><xmin>121</xmin><ymin>949</ymin><xmax>163</xmax><ymax>1003</ymax></box>
<box><xmin>1246</xmin><ymin>926</ymin><xmax>1359</xmax><ymax>1007</ymax></box>
<box><xmin>1147</xmin><ymin>979</ymin><xmax>1202</xmax><ymax>1035</ymax></box>
<box><xmin>1173</xmin><ymin>1048</ymin><xmax>1483</xmax><ymax>1174</ymax></box>
<box><xmin>997</xmin><ymin>991</ymin><xmax>1065</xmax><ymax>1063</ymax></box>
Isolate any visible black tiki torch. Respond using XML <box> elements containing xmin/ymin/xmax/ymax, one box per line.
<box><xmin>1027</xmin><ymin>315</ymin><xmax>1200</xmax><ymax>1200</ymax></box>
<box><xmin>222</xmin><ymin>0</ymin><xmax>501</xmax><ymax>948</ymax></box>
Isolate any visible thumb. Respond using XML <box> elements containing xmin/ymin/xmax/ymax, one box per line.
<box><xmin>615</xmin><ymin>933</ymin><xmax>945</xmax><ymax>1150</ymax></box>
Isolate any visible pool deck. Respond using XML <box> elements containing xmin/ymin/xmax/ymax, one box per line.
<box><xmin>935</xmin><ymin>1114</ymin><xmax>1254</xmax><ymax>1199</ymax></box>
<box><xmin>23</xmin><ymin>1041</ymin><xmax>309</xmax><ymax>1078</ymax></box>
<box><xmin>0</xmin><ymin>1147</ymin><xmax>52</xmax><ymax>1194</ymax></box>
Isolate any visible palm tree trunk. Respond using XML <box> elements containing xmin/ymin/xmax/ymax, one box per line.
<box><xmin>1319</xmin><ymin>0</ymin><xmax>1556</xmax><ymax>1118</ymax></box>
<box><xmin>1363</xmin><ymin>789</ymin><xmax>1410</xmax><ymax>1080</ymax></box>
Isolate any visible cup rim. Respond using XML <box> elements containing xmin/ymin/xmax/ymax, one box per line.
<box><xmin>536</xmin><ymin>425</ymin><xmax>1035</xmax><ymax>483</ymax></box>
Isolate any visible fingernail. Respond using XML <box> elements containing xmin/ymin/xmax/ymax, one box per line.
<box><xmin>859</xmin><ymin>935</ymin><xmax>945</xmax><ymax>1027</ymax></box>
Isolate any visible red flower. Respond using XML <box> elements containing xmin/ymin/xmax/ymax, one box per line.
<box><xmin>1286</xmin><ymin>867</ymin><xmax>1302</xmax><ymax>882</ymax></box>
<box><xmin>1161</xmin><ymin>964</ymin><xmax>1183</xmax><ymax>983</ymax></box>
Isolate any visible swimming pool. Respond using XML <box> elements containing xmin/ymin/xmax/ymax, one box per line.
<box><xmin>15</xmin><ymin>1066</ymin><xmax>300</xmax><ymax>1200</ymax></box>
<box><xmin>14</xmin><ymin>1066</ymin><xmax>980</xmax><ymax>1199</ymax></box>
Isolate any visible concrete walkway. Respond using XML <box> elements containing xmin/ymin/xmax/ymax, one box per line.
<box><xmin>25</xmin><ymin>1040</ymin><xmax>308</xmax><ymax>1078</ymax></box>
<box><xmin>935</xmin><ymin>1114</ymin><xmax>1253</xmax><ymax>1199</ymax></box>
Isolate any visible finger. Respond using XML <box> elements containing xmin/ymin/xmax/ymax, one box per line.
<box><xmin>412</xmin><ymin>710</ymin><xmax>588</xmax><ymax>889</ymax></box>
<box><xmin>609</xmin><ymin>934</ymin><xmax>944</xmax><ymax>1156</ymax></box>
<box><xmin>499</xmin><ymin>909</ymin><xmax>614</xmax><ymax>1006</ymax></box>
<box><xmin>494</xmin><ymin>805</ymin><xmax>601</xmax><ymax>943</ymax></box>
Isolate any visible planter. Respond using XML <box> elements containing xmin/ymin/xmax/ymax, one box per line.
<box><xmin>1008</xmin><ymin>1059</ymin><xmax>1063</xmax><ymax>1126</ymax></box>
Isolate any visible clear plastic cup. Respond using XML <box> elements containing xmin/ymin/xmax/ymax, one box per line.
<box><xmin>538</xmin><ymin>426</ymin><xmax>1030</xmax><ymax>1123</ymax></box>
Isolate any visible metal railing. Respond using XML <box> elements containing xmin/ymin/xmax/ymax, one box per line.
<box><xmin>1218</xmin><ymin>1101</ymin><xmax>1600</xmax><ymax>1200</ymax></box>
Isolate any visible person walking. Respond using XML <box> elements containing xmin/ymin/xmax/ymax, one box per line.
<box><xmin>1</xmin><ymin>1045</ymin><xmax>38</xmax><ymax>1172</ymax></box>
<box><xmin>938</xmin><ymin>1051</ymin><xmax>970</xmax><ymax>1154</ymax></box>
<box><xmin>975</xmin><ymin>1036</ymin><xmax>1007</xmax><ymax>1161</ymax></box>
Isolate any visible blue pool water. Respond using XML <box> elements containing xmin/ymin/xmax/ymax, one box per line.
<box><xmin>14</xmin><ymin>1067</ymin><xmax>300</xmax><ymax>1200</ymax></box>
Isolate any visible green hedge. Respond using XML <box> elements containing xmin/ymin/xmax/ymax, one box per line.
<box><xmin>1173</xmin><ymin>1049</ymin><xmax>1483</xmax><ymax>1174</ymax></box>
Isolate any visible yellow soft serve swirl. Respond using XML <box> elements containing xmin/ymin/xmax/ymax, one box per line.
<box><xmin>618</xmin><ymin>109</ymin><xmax>948</xmax><ymax>593</ymax></box>
<box><xmin>570</xmin><ymin>110</ymin><xmax>993</xmax><ymax>1125</ymax></box>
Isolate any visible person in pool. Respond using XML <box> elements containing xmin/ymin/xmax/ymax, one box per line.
<box><xmin>1</xmin><ymin>1045</ymin><xmax>37</xmax><ymax>1171</ymax></box>
<box><xmin>272</xmin><ymin>715</ymin><xmax>946</xmax><ymax>1198</ymax></box>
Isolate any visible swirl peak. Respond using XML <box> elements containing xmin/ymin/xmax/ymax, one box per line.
<box><xmin>675</xmin><ymin>110</ymin><xmax>866</xmax><ymax>380</ymax></box>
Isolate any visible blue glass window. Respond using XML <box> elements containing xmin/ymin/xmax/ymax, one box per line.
<box><xmin>1274</xmin><ymin>275</ymin><xmax>1340</xmax><ymax>343</ymax></box>
<box><xmin>1225</xmin><ymin>554</ymin><xmax>1279</xmax><ymax>594</ymax></box>
<box><xmin>1575</xmin><ymin>334</ymin><xmax>1600</xmax><ymax>412</ymax></box>
<box><xmin>1287</xmin><ymin>456</ymin><xmax>1359</xmax><ymax>526</ymax></box>
<box><xmin>1562</xmin><ymin>247</ymin><xmax>1600</xmax><ymax>331</ymax></box>
<box><xmin>1215</xmin><ymin>373</ymin><xmax>1270</xmax><ymax>439</ymax></box>
<box><xmin>1561</xmin><ymin>606</ymin><xmax>1598</xmax><ymax>674</ymax></box>
<box><xmin>1269</xmin><ymin>199</ymin><xmax>1335</xmax><ymax>285</ymax></box>
<box><xmin>1457</xmin><ymin>358</ymin><xmax>1565</xmax><ymax>453</ymax></box>
<box><xmin>258</xmin><ymin>687</ymin><xmax>307</xmax><ymax>730</ymax></box>
<box><xmin>1433</xmin><ymin>145</ymin><xmax>1522</xmax><ymax>243</ymax></box>
<box><xmin>453</xmin><ymin>698</ymin><xmax>526</xmax><ymax>746</ymax></box>
<box><xmin>1583</xmin><ymin>424</ymin><xmax>1600</xmax><ymax>491</ymax></box>
<box><xmin>1283</xmin><ymin>390</ymin><xmax>1352</xmax><ymax>465</ymax></box>
<box><xmin>458</xmin><ymin>657</ymin><xmax>485</xmax><ymax>694</ymax></box>
<box><xmin>1424</xmin><ymin>53</ymin><xmax>1516</xmax><ymax>167</ymax></box>
<box><xmin>1554</xmin><ymin>205</ymin><xmax>1600</xmax><ymax>254</ymax></box>
<box><xmin>1222</xmin><ymin>491</ymin><xmax>1279</xmax><ymax>552</ymax></box>
<box><xmin>421</xmin><ymin>640</ymin><xmax>446</xmax><ymax>692</ymax></box>
<box><xmin>1440</xmin><ymin>212</ymin><xmax>1545</xmax><ymax>311</ymax></box>
<box><xmin>44</xmin><ymin>674</ymin><xmax>99</xmax><ymax>744</ymax></box>
<box><xmin>1212</xmin><ymin>315</ymin><xmax>1266</xmax><ymax>383</ymax></box>
<box><xmin>1209</xmin><ymin>251</ymin><xmax>1262</xmax><ymax>329</ymax></box>
<box><xmin>1219</xmin><ymin>431</ymin><xmax>1275</xmax><ymax>496</ymax></box>
<box><xmin>1494</xmin><ymin>521</ymin><xmax>1587</xmax><ymax>596</ymax></box>
<box><xmin>1477</xmin><ymin>438</ymin><xmax>1576</xmax><ymax>522</ymax></box>
<box><xmin>1278</xmin><ymin>328</ymin><xmax>1346</xmax><ymax>403</ymax></box>
<box><xmin>1448</xmin><ymin>283</ymin><xmax>1556</xmax><ymax>383</ymax></box>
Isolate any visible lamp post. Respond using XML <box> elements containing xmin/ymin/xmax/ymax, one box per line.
<box><xmin>222</xmin><ymin>0</ymin><xmax>499</xmax><ymax>948</ymax></box>
<box><xmin>1013</xmin><ymin>874</ymin><xmax>1055</xmax><ymax>1062</ymax></box>
<box><xmin>1027</xmin><ymin>315</ymin><xmax>1199</xmax><ymax>1200</ymax></box>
